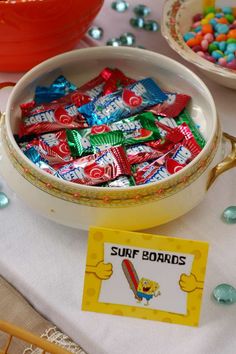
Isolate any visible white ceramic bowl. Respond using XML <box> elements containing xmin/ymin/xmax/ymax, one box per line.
<box><xmin>0</xmin><ymin>47</ymin><xmax>235</xmax><ymax>230</ymax></box>
<box><xmin>162</xmin><ymin>0</ymin><xmax>236</xmax><ymax>90</ymax></box>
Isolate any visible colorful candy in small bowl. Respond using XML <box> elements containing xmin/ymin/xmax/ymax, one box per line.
<box><xmin>0</xmin><ymin>47</ymin><xmax>236</xmax><ymax>231</ymax></box>
<box><xmin>162</xmin><ymin>0</ymin><xmax>236</xmax><ymax>89</ymax></box>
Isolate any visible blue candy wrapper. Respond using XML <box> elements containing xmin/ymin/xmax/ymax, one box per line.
<box><xmin>35</xmin><ymin>75</ymin><xmax>77</xmax><ymax>104</ymax></box>
<box><xmin>78</xmin><ymin>78</ymin><xmax>168</xmax><ymax>126</ymax></box>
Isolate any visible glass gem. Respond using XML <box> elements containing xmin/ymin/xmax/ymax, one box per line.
<box><xmin>144</xmin><ymin>20</ymin><xmax>160</xmax><ymax>32</ymax></box>
<box><xmin>106</xmin><ymin>38</ymin><xmax>122</xmax><ymax>47</ymax></box>
<box><xmin>88</xmin><ymin>26</ymin><xmax>104</xmax><ymax>40</ymax></box>
<box><xmin>111</xmin><ymin>0</ymin><xmax>129</xmax><ymax>13</ymax></box>
<box><xmin>120</xmin><ymin>32</ymin><xmax>136</xmax><ymax>46</ymax></box>
<box><xmin>222</xmin><ymin>206</ymin><xmax>236</xmax><ymax>224</ymax></box>
<box><xmin>130</xmin><ymin>17</ymin><xmax>145</xmax><ymax>29</ymax></box>
<box><xmin>134</xmin><ymin>4</ymin><xmax>151</xmax><ymax>17</ymax></box>
<box><xmin>0</xmin><ymin>192</ymin><xmax>9</xmax><ymax>208</ymax></box>
<box><xmin>213</xmin><ymin>284</ymin><xmax>236</xmax><ymax>305</ymax></box>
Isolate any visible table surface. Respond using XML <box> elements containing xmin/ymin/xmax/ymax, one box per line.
<box><xmin>1</xmin><ymin>1</ymin><xmax>236</xmax><ymax>354</ymax></box>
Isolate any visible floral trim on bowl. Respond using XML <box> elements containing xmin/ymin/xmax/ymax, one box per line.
<box><xmin>1</xmin><ymin>121</ymin><xmax>221</xmax><ymax>208</ymax></box>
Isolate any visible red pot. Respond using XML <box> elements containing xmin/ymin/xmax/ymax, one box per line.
<box><xmin>0</xmin><ymin>0</ymin><xmax>104</xmax><ymax>72</ymax></box>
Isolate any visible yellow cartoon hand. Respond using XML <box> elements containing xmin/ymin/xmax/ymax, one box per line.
<box><xmin>179</xmin><ymin>273</ymin><xmax>203</xmax><ymax>293</ymax></box>
<box><xmin>86</xmin><ymin>262</ymin><xmax>113</xmax><ymax>280</ymax></box>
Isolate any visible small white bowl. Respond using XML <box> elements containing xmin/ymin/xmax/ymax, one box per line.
<box><xmin>162</xmin><ymin>0</ymin><xmax>236</xmax><ymax>90</ymax></box>
<box><xmin>0</xmin><ymin>47</ymin><xmax>235</xmax><ymax>230</ymax></box>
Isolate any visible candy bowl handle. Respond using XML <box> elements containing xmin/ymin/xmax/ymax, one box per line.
<box><xmin>207</xmin><ymin>132</ymin><xmax>236</xmax><ymax>190</ymax></box>
<box><xmin>0</xmin><ymin>82</ymin><xmax>16</xmax><ymax>128</ymax></box>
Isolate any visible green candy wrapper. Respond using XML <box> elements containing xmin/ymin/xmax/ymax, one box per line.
<box><xmin>66</xmin><ymin>128</ymin><xmax>93</xmax><ymax>157</ymax></box>
<box><xmin>110</xmin><ymin>113</ymin><xmax>161</xmax><ymax>145</ymax></box>
<box><xmin>144</xmin><ymin>110</ymin><xmax>206</xmax><ymax>149</ymax></box>
<box><xmin>176</xmin><ymin>109</ymin><xmax>206</xmax><ymax>149</ymax></box>
<box><xmin>67</xmin><ymin>113</ymin><xmax>161</xmax><ymax>157</ymax></box>
<box><xmin>90</xmin><ymin>131</ymin><xmax>125</xmax><ymax>153</ymax></box>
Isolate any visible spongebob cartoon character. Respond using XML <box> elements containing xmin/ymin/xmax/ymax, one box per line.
<box><xmin>137</xmin><ymin>278</ymin><xmax>161</xmax><ymax>306</ymax></box>
<box><xmin>122</xmin><ymin>259</ymin><xmax>161</xmax><ymax>306</ymax></box>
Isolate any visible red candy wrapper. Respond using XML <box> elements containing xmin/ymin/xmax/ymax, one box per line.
<box><xmin>102</xmin><ymin>69</ymin><xmax>136</xmax><ymax>95</ymax></box>
<box><xmin>19</xmin><ymin>101</ymin><xmax>88</xmax><ymax>137</ymax></box>
<box><xmin>69</xmin><ymin>67</ymin><xmax>114</xmax><ymax>106</ymax></box>
<box><xmin>135</xmin><ymin>163</ymin><xmax>171</xmax><ymax>185</ymax></box>
<box><xmin>147</xmin><ymin>93</ymin><xmax>191</xmax><ymax>117</ymax></box>
<box><xmin>56</xmin><ymin>146</ymin><xmax>131</xmax><ymax>186</ymax></box>
<box><xmin>165</xmin><ymin>137</ymin><xmax>201</xmax><ymax>175</ymax></box>
<box><xmin>126</xmin><ymin>144</ymin><xmax>164</xmax><ymax>165</ymax></box>
<box><xmin>25</xmin><ymin>131</ymin><xmax>73</xmax><ymax>165</ymax></box>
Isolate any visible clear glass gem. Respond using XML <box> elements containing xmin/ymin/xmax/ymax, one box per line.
<box><xmin>222</xmin><ymin>206</ymin><xmax>236</xmax><ymax>224</ymax></box>
<box><xmin>130</xmin><ymin>17</ymin><xmax>145</xmax><ymax>29</ymax></box>
<box><xmin>88</xmin><ymin>26</ymin><xmax>104</xmax><ymax>40</ymax></box>
<box><xmin>134</xmin><ymin>4</ymin><xmax>151</xmax><ymax>17</ymax></box>
<box><xmin>213</xmin><ymin>284</ymin><xmax>236</xmax><ymax>305</ymax></box>
<box><xmin>120</xmin><ymin>32</ymin><xmax>136</xmax><ymax>46</ymax></box>
<box><xmin>106</xmin><ymin>38</ymin><xmax>122</xmax><ymax>47</ymax></box>
<box><xmin>111</xmin><ymin>0</ymin><xmax>129</xmax><ymax>12</ymax></box>
<box><xmin>144</xmin><ymin>20</ymin><xmax>160</xmax><ymax>32</ymax></box>
<box><xmin>0</xmin><ymin>192</ymin><xmax>9</xmax><ymax>208</ymax></box>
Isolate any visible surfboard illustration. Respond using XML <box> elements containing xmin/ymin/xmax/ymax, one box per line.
<box><xmin>122</xmin><ymin>259</ymin><xmax>142</xmax><ymax>301</ymax></box>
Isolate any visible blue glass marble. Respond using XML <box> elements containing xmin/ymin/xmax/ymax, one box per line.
<box><xmin>88</xmin><ymin>26</ymin><xmax>104</xmax><ymax>40</ymax></box>
<box><xmin>144</xmin><ymin>20</ymin><xmax>160</xmax><ymax>32</ymax></box>
<box><xmin>133</xmin><ymin>4</ymin><xmax>151</xmax><ymax>17</ymax></box>
<box><xmin>222</xmin><ymin>206</ymin><xmax>236</xmax><ymax>224</ymax></box>
<box><xmin>120</xmin><ymin>32</ymin><xmax>136</xmax><ymax>46</ymax></box>
<box><xmin>0</xmin><ymin>192</ymin><xmax>9</xmax><ymax>208</ymax></box>
<box><xmin>106</xmin><ymin>38</ymin><xmax>122</xmax><ymax>46</ymax></box>
<box><xmin>111</xmin><ymin>0</ymin><xmax>129</xmax><ymax>12</ymax></box>
<box><xmin>213</xmin><ymin>284</ymin><xmax>236</xmax><ymax>305</ymax></box>
<box><xmin>130</xmin><ymin>17</ymin><xmax>145</xmax><ymax>29</ymax></box>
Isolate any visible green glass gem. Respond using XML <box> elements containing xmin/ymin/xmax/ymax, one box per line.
<box><xmin>130</xmin><ymin>17</ymin><xmax>145</xmax><ymax>29</ymax></box>
<box><xmin>111</xmin><ymin>0</ymin><xmax>129</xmax><ymax>13</ymax></box>
<box><xmin>0</xmin><ymin>192</ymin><xmax>9</xmax><ymax>208</ymax></box>
<box><xmin>88</xmin><ymin>26</ymin><xmax>103</xmax><ymax>40</ymax></box>
<box><xmin>144</xmin><ymin>20</ymin><xmax>160</xmax><ymax>32</ymax></box>
<box><xmin>213</xmin><ymin>284</ymin><xmax>236</xmax><ymax>305</ymax></box>
<box><xmin>222</xmin><ymin>206</ymin><xmax>236</xmax><ymax>224</ymax></box>
<box><xmin>120</xmin><ymin>32</ymin><xmax>136</xmax><ymax>46</ymax></box>
<box><xmin>106</xmin><ymin>38</ymin><xmax>122</xmax><ymax>47</ymax></box>
<box><xmin>133</xmin><ymin>4</ymin><xmax>151</xmax><ymax>17</ymax></box>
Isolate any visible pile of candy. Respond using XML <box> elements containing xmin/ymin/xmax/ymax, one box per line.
<box><xmin>17</xmin><ymin>68</ymin><xmax>205</xmax><ymax>188</ymax></box>
<box><xmin>183</xmin><ymin>6</ymin><xmax>236</xmax><ymax>70</ymax></box>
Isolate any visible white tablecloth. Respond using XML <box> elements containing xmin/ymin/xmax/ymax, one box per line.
<box><xmin>1</xmin><ymin>1</ymin><xmax>236</xmax><ymax>354</ymax></box>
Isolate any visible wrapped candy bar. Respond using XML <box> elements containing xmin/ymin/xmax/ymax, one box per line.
<box><xmin>102</xmin><ymin>68</ymin><xmax>136</xmax><ymax>95</ymax></box>
<box><xmin>126</xmin><ymin>144</ymin><xmax>164</xmax><ymax>165</ymax></box>
<box><xmin>66</xmin><ymin>114</ymin><xmax>161</xmax><ymax>157</ymax></box>
<box><xmin>55</xmin><ymin>146</ymin><xmax>131</xmax><ymax>186</ymax></box>
<box><xmin>34</xmin><ymin>75</ymin><xmax>77</xmax><ymax>104</ymax></box>
<box><xmin>78</xmin><ymin>78</ymin><xmax>168</xmax><ymax>126</ymax></box>
<box><xmin>24</xmin><ymin>147</ymin><xmax>64</xmax><ymax>179</ymax></box>
<box><xmin>144</xmin><ymin>110</ymin><xmax>206</xmax><ymax>148</ymax></box>
<box><xmin>19</xmin><ymin>100</ymin><xmax>88</xmax><ymax>137</ymax></box>
<box><xmin>90</xmin><ymin>131</ymin><xmax>125</xmax><ymax>153</ymax></box>
<box><xmin>147</xmin><ymin>92</ymin><xmax>191</xmax><ymax>117</ymax></box>
<box><xmin>71</xmin><ymin>67</ymin><xmax>135</xmax><ymax>106</ymax></box>
<box><xmin>23</xmin><ymin>131</ymin><xmax>73</xmax><ymax>165</ymax></box>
